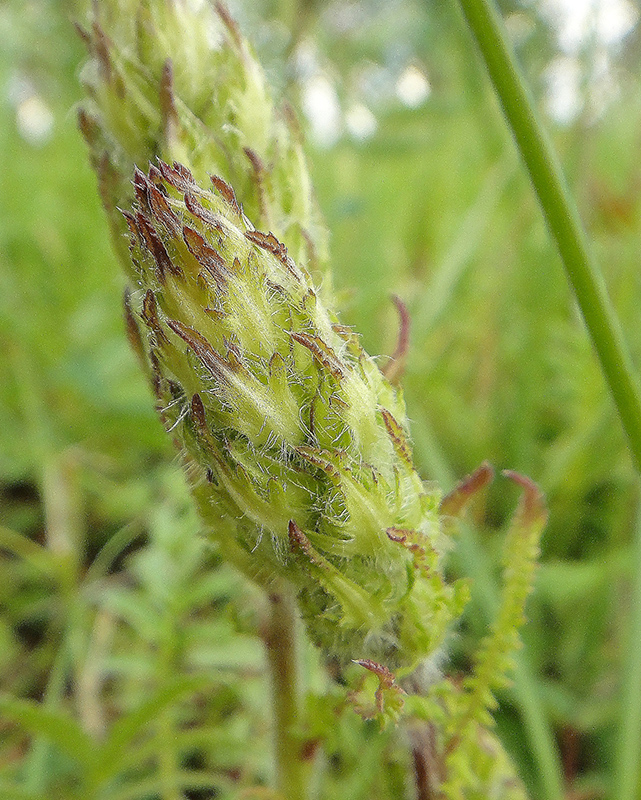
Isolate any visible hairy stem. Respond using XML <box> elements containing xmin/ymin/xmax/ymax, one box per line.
<box><xmin>263</xmin><ymin>584</ymin><xmax>307</xmax><ymax>800</ymax></box>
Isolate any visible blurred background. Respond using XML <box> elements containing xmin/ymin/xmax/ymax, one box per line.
<box><xmin>1</xmin><ymin>0</ymin><xmax>641</xmax><ymax>798</ymax></box>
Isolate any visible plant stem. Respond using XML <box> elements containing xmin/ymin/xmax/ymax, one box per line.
<box><xmin>263</xmin><ymin>584</ymin><xmax>307</xmax><ymax>800</ymax></box>
<box><xmin>453</xmin><ymin>1</ymin><xmax>641</xmax><ymax>796</ymax></box>
<box><xmin>454</xmin><ymin>0</ymin><xmax>641</xmax><ymax>472</ymax></box>
<box><xmin>614</xmin><ymin>481</ymin><xmax>641</xmax><ymax>800</ymax></box>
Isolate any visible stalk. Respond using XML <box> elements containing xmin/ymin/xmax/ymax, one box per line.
<box><xmin>614</xmin><ymin>482</ymin><xmax>641</xmax><ymax>800</ymax></box>
<box><xmin>263</xmin><ymin>584</ymin><xmax>307</xmax><ymax>800</ymax></box>
<box><xmin>454</xmin><ymin>0</ymin><xmax>641</xmax><ymax>796</ymax></box>
<box><xmin>453</xmin><ymin>0</ymin><xmax>641</xmax><ymax>470</ymax></box>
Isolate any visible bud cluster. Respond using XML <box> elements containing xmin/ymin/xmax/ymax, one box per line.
<box><xmin>124</xmin><ymin>162</ymin><xmax>467</xmax><ymax>670</ymax></box>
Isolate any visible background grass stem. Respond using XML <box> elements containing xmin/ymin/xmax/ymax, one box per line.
<box><xmin>614</xmin><ymin>482</ymin><xmax>641</xmax><ymax>800</ymax></box>
<box><xmin>454</xmin><ymin>0</ymin><xmax>641</xmax><ymax>472</ymax></box>
<box><xmin>454</xmin><ymin>0</ymin><xmax>641</xmax><ymax>795</ymax></box>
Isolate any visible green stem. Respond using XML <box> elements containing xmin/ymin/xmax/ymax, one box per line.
<box><xmin>454</xmin><ymin>0</ymin><xmax>641</xmax><ymax>472</ymax></box>
<box><xmin>614</xmin><ymin>482</ymin><xmax>641</xmax><ymax>800</ymax></box>
<box><xmin>454</xmin><ymin>2</ymin><xmax>641</xmax><ymax>797</ymax></box>
<box><xmin>263</xmin><ymin>584</ymin><xmax>307</xmax><ymax>800</ymax></box>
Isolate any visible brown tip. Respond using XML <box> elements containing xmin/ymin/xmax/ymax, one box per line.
<box><xmin>148</xmin><ymin>182</ymin><xmax>181</xmax><ymax>235</ymax></box>
<box><xmin>380</xmin><ymin>408</ymin><xmax>412</xmax><ymax>464</ymax></box>
<box><xmin>210</xmin><ymin>175</ymin><xmax>242</xmax><ymax>217</ymax></box>
<box><xmin>502</xmin><ymin>470</ymin><xmax>547</xmax><ymax>525</ymax></box>
<box><xmin>157</xmin><ymin>159</ymin><xmax>196</xmax><ymax>192</ymax></box>
<box><xmin>185</xmin><ymin>193</ymin><xmax>223</xmax><ymax>230</ymax></box>
<box><xmin>133</xmin><ymin>167</ymin><xmax>151</xmax><ymax>213</ymax></box>
<box><xmin>190</xmin><ymin>393</ymin><xmax>212</xmax><ymax>444</ymax></box>
<box><xmin>183</xmin><ymin>226</ymin><xmax>227</xmax><ymax>290</ymax></box>
<box><xmin>77</xmin><ymin>107</ymin><xmax>98</xmax><ymax>145</ymax></box>
<box><xmin>352</xmin><ymin>660</ymin><xmax>396</xmax><ymax>689</ymax></box>
<box><xmin>159</xmin><ymin>59</ymin><xmax>178</xmax><ymax>142</ymax></box>
<box><xmin>215</xmin><ymin>1</ymin><xmax>243</xmax><ymax>48</ymax></box>
<box><xmin>439</xmin><ymin>461</ymin><xmax>495</xmax><ymax>517</ymax></box>
<box><xmin>135</xmin><ymin>213</ymin><xmax>179</xmax><ymax>282</ymax></box>
<box><xmin>91</xmin><ymin>21</ymin><xmax>112</xmax><ymax>83</ymax></box>
<box><xmin>74</xmin><ymin>21</ymin><xmax>91</xmax><ymax>47</ymax></box>
<box><xmin>166</xmin><ymin>319</ymin><xmax>228</xmax><ymax>382</ymax></box>
<box><xmin>288</xmin><ymin>519</ymin><xmax>312</xmax><ymax>556</ymax></box>
<box><xmin>290</xmin><ymin>332</ymin><xmax>346</xmax><ymax>380</ymax></box>
<box><xmin>382</xmin><ymin>295</ymin><xmax>410</xmax><ymax>385</ymax></box>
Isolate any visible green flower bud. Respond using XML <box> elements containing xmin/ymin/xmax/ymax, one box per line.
<box><xmin>124</xmin><ymin>162</ymin><xmax>467</xmax><ymax>671</ymax></box>
<box><xmin>78</xmin><ymin>0</ymin><xmax>328</xmax><ymax>282</ymax></box>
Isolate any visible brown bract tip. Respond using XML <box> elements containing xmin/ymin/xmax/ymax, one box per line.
<box><xmin>382</xmin><ymin>295</ymin><xmax>410</xmax><ymax>385</ymax></box>
<box><xmin>185</xmin><ymin>193</ymin><xmax>223</xmax><ymax>230</ymax></box>
<box><xmin>157</xmin><ymin>159</ymin><xmax>196</xmax><ymax>192</ymax></box>
<box><xmin>183</xmin><ymin>226</ymin><xmax>227</xmax><ymax>290</ymax></box>
<box><xmin>215</xmin><ymin>1</ymin><xmax>243</xmax><ymax>49</ymax></box>
<box><xmin>288</xmin><ymin>519</ymin><xmax>311</xmax><ymax>555</ymax></box>
<box><xmin>149</xmin><ymin>182</ymin><xmax>181</xmax><ymax>235</ymax></box>
<box><xmin>502</xmin><ymin>470</ymin><xmax>547</xmax><ymax>525</ymax></box>
<box><xmin>244</xmin><ymin>147</ymin><xmax>264</xmax><ymax>175</ymax></box>
<box><xmin>91</xmin><ymin>21</ymin><xmax>112</xmax><ymax>83</ymax></box>
<box><xmin>133</xmin><ymin>167</ymin><xmax>151</xmax><ymax>213</ymax></box>
<box><xmin>159</xmin><ymin>58</ymin><xmax>179</xmax><ymax>139</ymax></box>
<box><xmin>190</xmin><ymin>393</ymin><xmax>207</xmax><ymax>429</ymax></box>
<box><xmin>210</xmin><ymin>175</ymin><xmax>242</xmax><ymax>217</ymax></box>
<box><xmin>439</xmin><ymin>461</ymin><xmax>495</xmax><ymax>518</ymax></box>
<box><xmin>380</xmin><ymin>408</ymin><xmax>412</xmax><ymax>465</ymax></box>
<box><xmin>244</xmin><ymin>229</ymin><xmax>299</xmax><ymax>278</ymax></box>
<box><xmin>291</xmin><ymin>332</ymin><xmax>346</xmax><ymax>380</ymax></box>
<box><xmin>353</xmin><ymin>659</ymin><xmax>396</xmax><ymax>689</ymax></box>
<box><xmin>135</xmin><ymin>212</ymin><xmax>180</xmax><ymax>282</ymax></box>
<box><xmin>77</xmin><ymin>107</ymin><xmax>98</xmax><ymax>145</ymax></box>
<box><xmin>166</xmin><ymin>319</ymin><xmax>228</xmax><ymax>383</ymax></box>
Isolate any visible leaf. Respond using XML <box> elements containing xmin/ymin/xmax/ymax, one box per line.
<box><xmin>0</xmin><ymin>525</ymin><xmax>59</xmax><ymax>577</ymax></box>
<box><xmin>0</xmin><ymin>694</ymin><xmax>94</xmax><ymax>768</ymax></box>
<box><xmin>87</xmin><ymin>674</ymin><xmax>209</xmax><ymax>787</ymax></box>
<box><xmin>103</xmin><ymin>770</ymin><xmax>231</xmax><ymax>800</ymax></box>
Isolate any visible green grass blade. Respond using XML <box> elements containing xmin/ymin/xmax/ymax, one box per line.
<box><xmin>454</xmin><ymin>0</ymin><xmax>641</xmax><ymax>473</ymax></box>
<box><xmin>0</xmin><ymin>525</ymin><xmax>59</xmax><ymax>576</ymax></box>
<box><xmin>614</xmin><ymin>484</ymin><xmax>641</xmax><ymax>800</ymax></box>
<box><xmin>453</xmin><ymin>2</ymin><xmax>641</xmax><ymax>797</ymax></box>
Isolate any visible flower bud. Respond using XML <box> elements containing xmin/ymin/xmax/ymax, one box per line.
<box><xmin>78</xmin><ymin>0</ymin><xmax>328</xmax><ymax>282</ymax></box>
<box><xmin>124</xmin><ymin>163</ymin><xmax>467</xmax><ymax>670</ymax></box>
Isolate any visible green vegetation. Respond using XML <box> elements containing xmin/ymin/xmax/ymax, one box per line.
<box><xmin>1</xmin><ymin>0</ymin><xmax>641</xmax><ymax>798</ymax></box>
